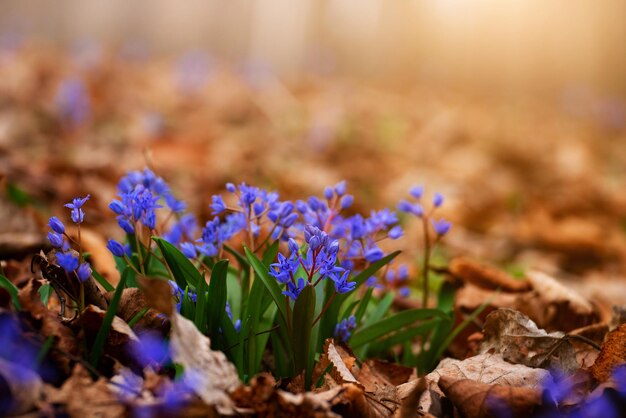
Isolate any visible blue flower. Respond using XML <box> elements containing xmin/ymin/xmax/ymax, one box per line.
<box><xmin>364</xmin><ymin>245</ymin><xmax>384</xmax><ymax>262</ymax></box>
<box><xmin>431</xmin><ymin>218</ymin><xmax>452</xmax><ymax>236</ymax></box>
<box><xmin>334</xmin><ymin>181</ymin><xmax>347</xmax><ymax>196</ymax></box>
<box><xmin>340</xmin><ymin>195</ymin><xmax>354</xmax><ymax>210</ymax></box>
<box><xmin>65</xmin><ymin>195</ymin><xmax>90</xmax><ymax>224</ymax></box>
<box><xmin>398</xmin><ymin>200</ymin><xmax>423</xmax><ymax>217</ymax></box>
<box><xmin>433</xmin><ymin>193</ymin><xmax>444</xmax><ymax>207</ymax></box>
<box><xmin>56</xmin><ymin>252</ymin><xmax>79</xmax><ymax>273</ymax></box>
<box><xmin>210</xmin><ymin>195</ymin><xmax>227</xmax><ymax>214</ymax></box>
<box><xmin>283</xmin><ymin>278</ymin><xmax>307</xmax><ymax>301</ymax></box>
<box><xmin>77</xmin><ymin>262</ymin><xmax>92</xmax><ymax>282</ymax></box>
<box><xmin>48</xmin><ymin>217</ymin><xmax>65</xmax><ymax>234</ymax></box>
<box><xmin>48</xmin><ymin>232</ymin><xmax>64</xmax><ymax>249</ymax></box>
<box><xmin>399</xmin><ymin>287</ymin><xmax>410</xmax><ymax>298</ymax></box>
<box><xmin>409</xmin><ymin>185</ymin><xmax>424</xmax><ymax>199</ymax></box>
<box><xmin>388</xmin><ymin>225</ymin><xmax>403</xmax><ymax>239</ymax></box>
<box><xmin>334</xmin><ymin>316</ymin><xmax>356</xmax><ymax>342</ymax></box>
<box><xmin>269</xmin><ymin>252</ymin><xmax>300</xmax><ymax>284</ymax></box>
<box><xmin>163</xmin><ymin>214</ymin><xmax>197</xmax><ymax>246</ymax></box>
<box><xmin>180</xmin><ymin>242</ymin><xmax>197</xmax><ymax>259</ymax></box>
<box><xmin>331</xmin><ymin>270</ymin><xmax>356</xmax><ymax>294</ymax></box>
<box><xmin>55</xmin><ymin>77</ymin><xmax>90</xmax><ymax>127</ymax></box>
<box><xmin>107</xmin><ymin>239</ymin><xmax>131</xmax><ymax>257</ymax></box>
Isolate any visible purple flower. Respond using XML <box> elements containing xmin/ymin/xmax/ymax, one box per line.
<box><xmin>398</xmin><ymin>200</ymin><xmax>423</xmax><ymax>217</ymax></box>
<box><xmin>77</xmin><ymin>262</ymin><xmax>92</xmax><ymax>282</ymax></box>
<box><xmin>409</xmin><ymin>185</ymin><xmax>424</xmax><ymax>199</ymax></box>
<box><xmin>431</xmin><ymin>218</ymin><xmax>452</xmax><ymax>236</ymax></box>
<box><xmin>48</xmin><ymin>232</ymin><xmax>64</xmax><ymax>248</ymax></box>
<box><xmin>364</xmin><ymin>245</ymin><xmax>384</xmax><ymax>262</ymax></box>
<box><xmin>210</xmin><ymin>195</ymin><xmax>227</xmax><ymax>214</ymax></box>
<box><xmin>340</xmin><ymin>195</ymin><xmax>354</xmax><ymax>210</ymax></box>
<box><xmin>331</xmin><ymin>270</ymin><xmax>356</xmax><ymax>294</ymax></box>
<box><xmin>399</xmin><ymin>287</ymin><xmax>410</xmax><ymax>298</ymax></box>
<box><xmin>334</xmin><ymin>316</ymin><xmax>356</xmax><ymax>342</ymax></box>
<box><xmin>225</xmin><ymin>183</ymin><xmax>236</xmax><ymax>193</ymax></box>
<box><xmin>324</xmin><ymin>186</ymin><xmax>334</xmax><ymax>200</ymax></box>
<box><xmin>180</xmin><ymin>242</ymin><xmax>197</xmax><ymax>259</ymax></box>
<box><xmin>107</xmin><ymin>239</ymin><xmax>131</xmax><ymax>257</ymax></box>
<box><xmin>283</xmin><ymin>278</ymin><xmax>307</xmax><ymax>301</ymax></box>
<box><xmin>55</xmin><ymin>77</ymin><xmax>90</xmax><ymax>127</ymax></box>
<box><xmin>334</xmin><ymin>181</ymin><xmax>347</xmax><ymax>196</ymax></box>
<box><xmin>433</xmin><ymin>193</ymin><xmax>444</xmax><ymax>207</ymax></box>
<box><xmin>388</xmin><ymin>225</ymin><xmax>403</xmax><ymax>239</ymax></box>
<box><xmin>56</xmin><ymin>252</ymin><xmax>79</xmax><ymax>273</ymax></box>
<box><xmin>65</xmin><ymin>194</ymin><xmax>90</xmax><ymax>224</ymax></box>
<box><xmin>49</xmin><ymin>217</ymin><xmax>65</xmax><ymax>234</ymax></box>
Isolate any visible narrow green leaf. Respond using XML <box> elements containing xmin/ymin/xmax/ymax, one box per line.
<box><xmin>91</xmin><ymin>269</ymin><xmax>114</xmax><ymax>292</ymax></box>
<box><xmin>243</xmin><ymin>246</ymin><xmax>287</xmax><ymax>325</ymax></box>
<box><xmin>354</xmin><ymin>287</ymin><xmax>374</xmax><ymax>324</ymax></box>
<box><xmin>89</xmin><ymin>268</ymin><xmax>128</xmax><ymax>367</ymax></box>
<box><xmin>194</xmin><ymin>274</ymin><xmax>209</xmax><ymax>334</ymax></box>
<box><xmin>153</xmin><ymin>237</ymin><xmax>201</xmax><ymax>289</ymax></box>
<box><xmin>363</xmin><ymin>292</ymin><xmax>394</xmax><ymax>327</ymax></box>
<box><xmin>292</xmin><ymin>285</ymin><xmax>315</xmax><ymax>385</ymax></box>
<box><xmin>223</xmin><ymin>244</ymin><xmax>250</xmax><ymax>269</ymax></box>
<box><xmin>0</xmin><ymin>275</ymin><xmax>21</xmax><ymax>310</ymax></box>
<box><xmin>351</xmin><ymin>308</ymin><xmax>449</xmax><ymax>348</ymax></box>
<box><xmin>127</xmin><ymin>307</ymin><xmax>149</xmax><ymax>328</ymax></box>
<box><xmin>207</xmin><ymin>260</ymin><xmax>229</xmax><ymax>343</ymax></box>
<box><xmin>38</xmin><ymin>283</ymin><xmax>52</xmax><ymax>307</ymax></box>
<box><xmin>368</xmin><ymin>319</ymin><xmax>442</xmax><ymax>354</ymax></box>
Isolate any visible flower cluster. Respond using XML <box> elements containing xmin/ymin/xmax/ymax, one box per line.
<box><xmin>210</xmin><ymin>182</ymin><xmax>298</xmax><ymax>242</ymax></box>
<box><xmin>398</xmin><ymin>185</ymin><xmax>451</xmax><ymax>237</ymax></box>
<box><xmin>269</xmin><ymin>225</ymin><xmax>356</xmax><ymax>301</ymax></box>
<box><xmin>334</xmin><ymin>315</ymin><xmax>357</xmax><ymax>343</ymax></box>
<box><xmin>46</xmin><ymin>195</ymin><xmax>92</xmax><ymax>281</ymax></box>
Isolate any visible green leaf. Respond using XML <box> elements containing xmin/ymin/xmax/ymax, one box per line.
<box><xmin>38</xmin><ymin>283</ymin><xmax>52</xmax><ymax>307</ymax></box>
<box><xmin>244</xmin><ymin>246</ymin><xmax>287</xmax><ymax>325</ymax></box>
<box><xmin>223</xmin><ymin>244</ymin><xmax>250</xmax><ymax>269</ymax></box>
<box><xmin>0</xmin><ymin>275</ymin><xmax>21</xmax><ymax>310</ymax></box>
<box><xmin>368</xmin><ymin>319</ymin><xmax>442</xmax><ymax>354</ymax></box>
<box><xmin>351</xmin><ymin>308</ymin><xmax>448</xmax><ymax>348</ymax></box>
<box><xmin>194</xmin><ymin>273</ymin><xmax>209</xmax><ymax>334</ymax></box>
<box><xmin>206</xmin><ymin>260</ymin><xmax>229</xmax><ymax>344</ymax></box>
<box><xmin>89</xmin><ymin>268</ymin><xmax>128</xmax><ymax>367</ymax></box>
<box><xmin>91</xmin><ymin>269</ymin><xmax>114</xmax><ymax>292</ymax></box>
<box><xmin>153</xmin><ymin>237</ymin><xmax>201</xmax><ymax>289</ymax></box>
<box><xmin>354</xmin><ymin>287</ymin><xmax>374</xmax><ymax>324</ymax></box>
<box><xmin>127</xmin><ymin>307</ymin><xmax>149</xmax><ymax>328</ymax></box>
<box><xmin>292</xmin><ymin>285</ymin><xmax>316</xmax><ymax>385</ymax></box>
<box><xmin>363</xmin><ymin>292</ymin><xmax>394</xmax><ymax>327</ymax></box>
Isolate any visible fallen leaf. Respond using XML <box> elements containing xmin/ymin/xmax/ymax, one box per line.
<box><xmin>449</xmin><ymin>257</ymin><xmax>530</xmax><ymax>292</ymax></box>
<box><xmin>481</xmin><ymin>308</ymin><xmax>579</xmax><ymax>371</ymax></box>
<box><xmin>590</xmin><ymin>323</ymin><xmax>626</xmax><ymax>383</ymax></box>
<box><xmin>516</xmin><ymin>271</ymin><xmax>598</xmax><ymax>331</ymax></box>
<box><xmin>137</xmin><ymin>276</ymin><xmax>174</xmax><ymax>317</ymax></box>
<box><xmin>169</xmin><ymin>312</ymin><xmax>240</xmax><ymax>413</ymax></box>
<box><xmin>105</xmin><ymin>287</ymin><xmax>170</xmax><ymax>336</ymax></box>
<box><xmin>75</xmin><ymin>227</ymin><xmax>120</xmax><ymax>287</ymax></box>
<box><xmin>18</xmin><ymin>278</ymin><xmax>78</xmax><ymax>373</ymax></box>
<box><xmin>44</xmin><ymin>363</ymin><xmax>125</xmax><ymax>418</ymax></box>
<box><xmin>0</xmin><ymin>358</ymin><xmax>43</xmax><ymax>416</ymax></box>
<box><xmin>438</xmin><ymin>376</ymin><xmax>541</xmax><ymax>418</ymax></box>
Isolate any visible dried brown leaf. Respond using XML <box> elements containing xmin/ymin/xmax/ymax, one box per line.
<box><xmin>481</xmin><ymin>308</ymin><xmax>579</xmax><ymax>371</ymax></box>
<box><xmin>449</xmin><ymin>257</ymin><xmax>530</xmax><ymax>292</ymax></box>
<box><xmin>44</xmin><ymin>364</ymin><xmax>125</xmax><ymax>418</ymax></box>
<box><xmin>169</xmin><ymin>312</ymin><xmax>240</xmax><ymax>413</ymax></box>
<box><xmin>137</xmin><ymin>276</ymin><xmax>174</xmax><ymax>317</ymax></box>
<box><xmin>590</xmin><ymin>323</ymin><xmax>626</xmax><ymax>383</ymax></box>
<box><xmin>438</xmin><ymin>376</ymin><xmax>542</xmax><ymax>418</ymax></box>
<box><xmin>106</xmin><ymin>287</ymin><xmax>170</xmax><ymax>336</ymax></box>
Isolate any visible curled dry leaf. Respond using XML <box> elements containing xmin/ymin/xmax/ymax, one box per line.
<box><xmin>481</xmin><ymin>308</ymin><xmax>579</xmax><ymax>371</ymax></box>
<box><xmin>76</xmin><ymin>227</ymin><xmax>120</xmax><ymax>287</ymax></box>
<box><xmin>137</xmin><ymin>276</ymin><xmax>174</xmax><ymax>317</ymax></box>
<box><xmin>44</xmin><ymin>363</ymin><xmax>125</xmax><ymax>418</ymax></box>
<box><xmin>516</xmin><ymin>271</ymin><xmax>598</xmax><ymax>332</ymax></box>
<box><xmin>169</xmin><ymin>312</ymin><xmax>240</xmax><ymax>413</ymax></box>
<box><xmin>438</xmin><ymin>376</ymin><xmax>541</xmax><ymax>418</ymax></box>
<box><xmin>449</xmin><ymin>257</ymin><xmax>530</xmax><ymax>292</ymax></box>
<box><xmin>17</xmin><ymin>278</ymin><xmax>78</xmax><ymax>373</ymax></box>
<box><xmin>590</xmin><ymin>323</ymin><xmax>626</xmax><ymax>383</ymax></box>
<box><xmin>0</xmin><ymin>357</ymin><xmax>43</xmax><ymax>416</ymax></box>
<box><xmin>397</xmin><ymin>353</ymin><xmax>550</xmax><ymax>417</ymax></box>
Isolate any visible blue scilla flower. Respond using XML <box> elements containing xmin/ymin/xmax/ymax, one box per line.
<box><xmin>163</xmin><ymin>213</ymin><xmax>197</xmax><ymax>246</ymax></box>
<box><xmin>283</xmin><ymin>278</ymin><xmax>307</xmax><ymax>301</ymax></box>
<box><xmin>48</xmin><ymin>217</ymin><xmax>65</xmax><ymax>234</ymax></box>
<box><xmin>334</xmin><ymin>316</ymin><xmax>356</xmax><ymax>342</ymax></box>
<box><xmin>56</xmin><ymin>252</ymin><xmax>79</xmax><ymax>273</ymax></box>
<box><xmin>364</xmin><ymin>245</ymin><xmax>384</xmax><ymax>263</ymax></box>
<box><xmin>55</xmin><ymin>77</ymin><xmax>90</xmax><ymax>128</ymax></box>
<box><xmin>47</xmin><ymin>232</ymin><xmax>64</xmax><ymax>249</ymax></box>
<box><xmin>107</xmin><ymin>239</ymin><xmax>131</xmax><ymax>257</ymax></box>
<box><xmin>398</xmin><ymin>200</ymin><xmax>423</xmax><ymax>217</ymax></box>
<box><xmin>410</xmin><ymin>185</ymin><xmax>424</xmax><ymax>199</ymax></box>
<box><xmin>269</xmin><ymin>252</ymin><xmax>300</xmax><ymax>284</ymax></box>
<box><xmin>431</xmin><ymin>218</ymin><xmax>452</xmax><ymax>237</ymax></box>
<box><xmin>65</xmin><ymin>195</ymin><xmax>90</xmax><ymax>224</ymax></box>
<box><xmin>433</xmin><ymin>193</ymin><xmax>444</xmax><ymax>208</ymax></box>
<box><xmin>331</xmin><ymin>270</ymin><xmax>356</xmax><ymax>294</ymax></box>
<box><xmin>180</xmin><ymin>242</ymin><xmax>197</xmax><ymax>259</ymax></box>
<box><xmin>77</xmin><ymin>262</ymin><xmax>92</xmax><ymax>282</ymax></box>
<box><xmin>131</xmin><ymin>331</ymin><xmax>170</xmax><ymax>368</ymax></box>
<box><xmin>210</xmin><ymin>195</ymin><xmax>227</xmax><ymax>214</ymax></box>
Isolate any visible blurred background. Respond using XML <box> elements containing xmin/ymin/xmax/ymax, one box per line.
<box><xmin>1</xmin><ymin>1</ymin><xmax>626</xmax><ymax>302</ymax></box>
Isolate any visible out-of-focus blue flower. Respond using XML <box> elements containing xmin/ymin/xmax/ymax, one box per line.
<box><xmin>409</xmin><ymin>185</ymin><xmax>424</xmax><ymax>199</ymax></box>
<box><xmin>433</xmin><ymin>193</ymin><xmax>444</xmax><ymax>207</ymax></box>
<box><xmin>334</xmin><ymin>316</ymin><xmax>356</xmax><ymax>342</ymax></box>
<box><xmin>398</xmin><ymin>200</ymin><xmax>423</xmax><ymax>217</ymax></box>
<box><xmin>131</xmin><ymin>331</ymin><xmax>170</xmax><ymax>368</ymax></box>
<box><xmin>47</xmin><ymin>232</ymin><xmax>64</xmax><ymax>249</ymax></box>
<box><xmin>398</xmin><ymin>265</ymin><xmax>409</xmax><ymax>281</ymax></box>
<box><xmin>399</xmin><ymin>287</ymin><xmax>410</xmax><ymax>298</ymax></box>
<box><xmin>174</xmin><ymin>50</ymin><xmax>213</xmax><ymax>95</ymax></box>
<box><xmin>56</xmin><ymin>252</ymin><xmax>78</xmax><ymax>273</ymax></box>
<box><xmin>65</xmin><ymin>195</ymin><xmax>90</xmax><ymax>224</ymax></box>
<box><xmin>49</xmin><ymin>217</ymin><xmax>65</xmax><ymax>234</ymax></box>
<box><xmin>340</xmin><ymin>195</ymin><xmax>354</xmax><ymax>210</ymax></box>
<box><xmin>431</xmin><ymin>218</ymin><xmax>452</xmax><ymax>236</ymax></box>
<box><xmin>77</xmin><ymin>262</ymin><xmax>92</xmax><ymax>282</ymax></box>
<box><xmin>388</xmin><ymin>225</ymin><xmax>403</xmax><ymax>239</ymax></box>
<box><xmin>55</xmin><ymin>77</ymin><xmax>90</xmax><ymax>128</ymax></box>
<box><xmin>210</xmin><ymin>195</ymin><xmax>227</xmax><ymax>214</ymax></box>
<box><xmin>334</xmin><ymin>181</ymin><xmax>347</xmax><ymax>196</ymax></box>
<box><xmin>180</xmin><ymin>242</ymin><xmax>197</xmax><ymax>259</ymax></box>
<box><xmin>364</xmin><ymin>245</ymin><xmax>384</xmax><ymax>262</ymax></box>
<box><xmin>163</xmin><ymin>214</ymin><xmax>197</xmax><ymax>246</ymax></box>
<box><xmin>107</xmin><ymin>239</ymin><xmax>131</xmax><ymax>257</ymax></box>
